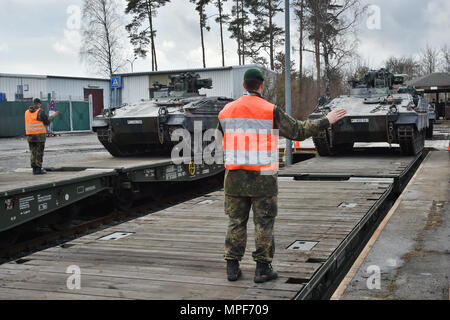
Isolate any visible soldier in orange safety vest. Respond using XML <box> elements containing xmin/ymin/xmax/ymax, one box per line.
<box><xmin>217</xmin><ymin>68</ymin><xmax>346</xmax><ymax>283</ymax></box>
<box><xmin>25</xmin><ymin>98</ymin><xmax>59</xmax><ymax>174</ymax></box>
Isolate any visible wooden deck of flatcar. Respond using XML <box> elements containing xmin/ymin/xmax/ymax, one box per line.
<box><xmin>279</xmin><ymin>151</ymin><xmax>417</xmax><ymax>179</ymax></box>
<box><xmin>0</xmin><ymin>175</ymin><xmax>393</xmax><ymax>299</ymax></box>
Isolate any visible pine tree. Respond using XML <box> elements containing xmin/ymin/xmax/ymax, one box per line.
<box><xmin>191</xmin><ymin>0</ymin><xmax>211</xmax><ymax>68</ymax></box>
<box><xmin>248</xmin><ymin>0</ymin><xmax>284</xmax><ymax>70</ymax></box>
<box><xmin>125</xmin><ymin>0</ymin><xmax>170</xmax><ymax>71</ymax></box>
<box><xmin>293</xmin><ymin>0</ymin><xmax>304</xmax><ymax>78</ymax></box>
<box><xmin>228</xmin><ymin>0</ymin><xmax>252</xmax><ymax>65</ymax></box>
<box><xmin>213</xmin><ymin>0</ymin><xmax>230</xmax><ymax>66</ymax></box>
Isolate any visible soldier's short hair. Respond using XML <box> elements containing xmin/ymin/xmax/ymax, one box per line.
<box><xmin>244</xmin><ymin>79</ymin><xmax>263</xmax><ymax>92</ymax></box>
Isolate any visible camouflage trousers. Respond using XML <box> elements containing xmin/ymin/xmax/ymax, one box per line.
<box><xmin>28</xmin><ymin>141</ymin><xmax>45</xmax><ymax>168</ymax></box>
<box><xmin>224</xmin><ymin>195</ymin><xmax>277</xmax><ymax>263</ymax></box>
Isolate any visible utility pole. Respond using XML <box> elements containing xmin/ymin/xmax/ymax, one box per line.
<box><xmin>285</xmin><ymin>0</ymin><xmax>292</xmax><ymax>166</ymax></box>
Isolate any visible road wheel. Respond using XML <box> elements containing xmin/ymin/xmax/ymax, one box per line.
<box><xmin>313</xmin><ymin>131</ymin><xmax>353</xmax><ymax>156</ymax></box>
<box><xmin>399</xmin><ymin>126</ymin><xmax>425</xmax><ymax>155</ymax></box>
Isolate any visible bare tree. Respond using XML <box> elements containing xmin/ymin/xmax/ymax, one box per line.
<box><xmin>440</xmin><ymin>44</ymin><xmax>450</xmax><ymax>73</ymax></box>
<box><xmin>384</xmin><ymin>56</ymin><xmax>420</xmax><ymax>79</ymax></box>
<box><xmin>419</xmin><ymin>44</ymin><xmax>439</xmax><ymax>75</ymax></box>
<box><xmin>343</xmin><ymin>55</ymin><xmax>368</xmax><ymax>89</ymax></box>
<box><xmin>302</xmin><ymin>0</ymin><xmax>364</xmax><ymax>99</ymax></box>
<box><xmin>80</xmin><ymin>0</ymin><xmax>126</xmax><ymax>77</ymax></box>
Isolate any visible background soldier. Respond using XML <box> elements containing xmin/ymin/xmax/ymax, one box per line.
<box><xmin>217</xmin><ymin>68</ymin><xmax>346</xmax><ymax>283</ymax></box>
<box><xmin>25</xmin><ymin>98</ymin><xmax>59</xmax><ymax>174</ymax></box>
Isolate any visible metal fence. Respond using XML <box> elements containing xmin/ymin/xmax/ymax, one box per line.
<box><xmin>0</xmin><ymin>99</ymin><xmax>92</xmax><ymax>138</ymax></box>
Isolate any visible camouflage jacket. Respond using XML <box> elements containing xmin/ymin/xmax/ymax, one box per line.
<box><xmin>26</xmin><ymin>105</ymin><xmax>51</xmax><ymax>143</ymax></box>
<box><xmin>218</xmin><ymin>92</ymin><xmax>330</xmax><ymax>197</ymax></box>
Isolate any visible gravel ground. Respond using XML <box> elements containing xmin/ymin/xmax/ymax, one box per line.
<box><xmin>0</xmin><ymin>133</ymin><xmax>108</xmax><ymax>173</ymax></box>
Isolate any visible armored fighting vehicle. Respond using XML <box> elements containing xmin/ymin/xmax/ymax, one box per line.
<box><xmin>309</xmin><ymin>69</ymin><xmax>430</xmax><ymax>156</ymax></box>
<box><xmin>93</xmin><ymin>73</ymin><xmax>233</xmax><ymax>157</ymax></box>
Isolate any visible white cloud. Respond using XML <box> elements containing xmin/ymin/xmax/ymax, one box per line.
<box><xmin>0</xmin><ymin>43</ymin><xmax>9</xmax><ymax>52</ymax></box>
<box><xmin>162</xmin><ymin>40</ymin><xmax>176</xmax><ymax>49</ymax></box>
<box><xmin>423</xmin><ymin>0</ymin><xmax>450</xmax><ymax>47</ymax></box>
<box><xmin>1</xmin><ymin>0</ymin><xmax>449</xmax><ymax>77</ymax></box>
<box><xmin>52</xmin><ymin>29</ymin><xmax>81</xmax><ymax>55</ymax></box>
<box><xmin>186</xmin><ymin>46</ymin><xmax>223</xmax><ymax>69</ymax></box>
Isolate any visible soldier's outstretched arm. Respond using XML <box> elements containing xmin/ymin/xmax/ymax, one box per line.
<box><xmin>275</xmin><ymin>107</ymin><xmax>346</xmax><ymax>141</ymax></box>
<box><xmin>275</xmin><ymin>107</ymin><xmax>328</xmax><ymax>141</ymax></box>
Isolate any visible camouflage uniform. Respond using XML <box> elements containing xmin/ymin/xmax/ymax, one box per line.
<box><xmin>26</xmin><ymin>106</ymin><xmax>51</xmax><ymax>169</ymax></box>
<box><xmin>28</xmin><ymin>140</ymin><xmax>45</xmax><ymax>168</ymax></box>
<box><xmin>219</xmin><ymin>92</ymin><xmax>330</xmax><ymax>263</ymax></box>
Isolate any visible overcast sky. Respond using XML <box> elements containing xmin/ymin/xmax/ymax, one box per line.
<box><xmin>0</xmin><ymin>0</ymin><xmax>448</xmax><ymax>78</ymax></box>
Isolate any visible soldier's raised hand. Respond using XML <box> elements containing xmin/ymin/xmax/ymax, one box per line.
<box><xmin>326</xmin><ymin>109</ymin><xmax>346</xmax><ymax>124</ymax></box>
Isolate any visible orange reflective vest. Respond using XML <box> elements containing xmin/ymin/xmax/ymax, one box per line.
<box><xmin>25</xmin><ymin>108</ymin><xmax>46</xmax><ymax>135</ymax></box>
<box><xmin>218</xmin><ymin>96</ymin><xmax>278</xmax><ymax>171</ymax></box>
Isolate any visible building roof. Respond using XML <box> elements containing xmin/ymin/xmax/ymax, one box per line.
<box><xmin>0</xmin><ymin>73</ymin><xmax>109</xmax><ymax>82</ymax></box>
<box><xmin>407</xmin><ymin>72</ymin><xmax>450</xmax><ymax>88</ymax></box>
<box><xmin>114</xmin><ymin>64</ymin><xmax>276</xmax><ymax>77</ymax></box>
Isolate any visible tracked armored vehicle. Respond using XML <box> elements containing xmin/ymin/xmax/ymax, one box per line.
<box><xmin>93</xmin><ymin>73</ymin><xmax>233</xmax><ymax>157</ymax></box>
<box><xmin>309</xmin><ymin>69</ymin><xmax>430</xmax><ymax>156</ymax></box>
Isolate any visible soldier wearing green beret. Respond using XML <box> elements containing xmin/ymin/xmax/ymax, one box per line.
<box><xmin>217</xmin><ymin>68</ymin><xmax>346</xmax><ymax>283</ymax></box>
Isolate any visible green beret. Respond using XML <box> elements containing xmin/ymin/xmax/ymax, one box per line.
<box><xmin>244</xmin><ymin>68</ymin><xmax>264</xmax><ymax>81</ymax></box>
<box><xmin>33</xmin><ymin>98</ymin><xmax>41</xmax><ymax>104</ymax></box>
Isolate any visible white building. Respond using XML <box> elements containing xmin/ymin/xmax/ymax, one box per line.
<box><xmin>114</xmin><ymin>64</ymin><xmax>277</xmax><ymax>106</ymax></box>
<box><xmin>0</xmin><ymin>65</ymin><xmax>277</xmax><ymax>114</ymax></box>
<box><xmin>0</xmin><ymin>73</ymin><xmax>109</xmax><ymax>116</ymax></box>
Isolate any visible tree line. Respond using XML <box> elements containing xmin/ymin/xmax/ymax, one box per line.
<box><xmin>383</xmin><ymin>45</ymin><xmax>450</xmax><ymax>79</ymax></box>
<box><xmin>80</xmin><ymin>0</ymin><xmax>286</xmax><ymax>74</ymax></box>
<box><xmin>79</xmin><ymin>0</ymin><xmax>363</xmax><ymax>77</ymax></box>
<box><xmin>78</xmin><ymin>0</ymin><xmax>448</xmax><ymax>120</ymax></box>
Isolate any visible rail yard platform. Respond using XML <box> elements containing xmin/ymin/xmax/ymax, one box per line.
<box><xmin>332</xmin><ymin>151</ymin><xmax>450</xmax><ymax>300</ymax></box>
<box><xmin>0</xmin><ymin>150</ymin><xmax>429</xmax><ymax>300</ymax></box>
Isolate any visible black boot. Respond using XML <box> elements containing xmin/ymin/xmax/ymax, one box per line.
<box><xmin>32</xmin><ymin>166</ymin><xmax>38</xmax><ymax>174</ymax></box>
<box><xmin>254</xmin><ymin>262</ymin><xmax>278</xmax><ymax>283</ymax></box>
<box><xmin>226</xmin><ymin>260</ymin><xmax>242</xmax><ymax>281</ymax></box>
<box><xmin>34</xmin><ymin>167</ymin><xmax>47</xmax><ymax>175</ymax></box>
